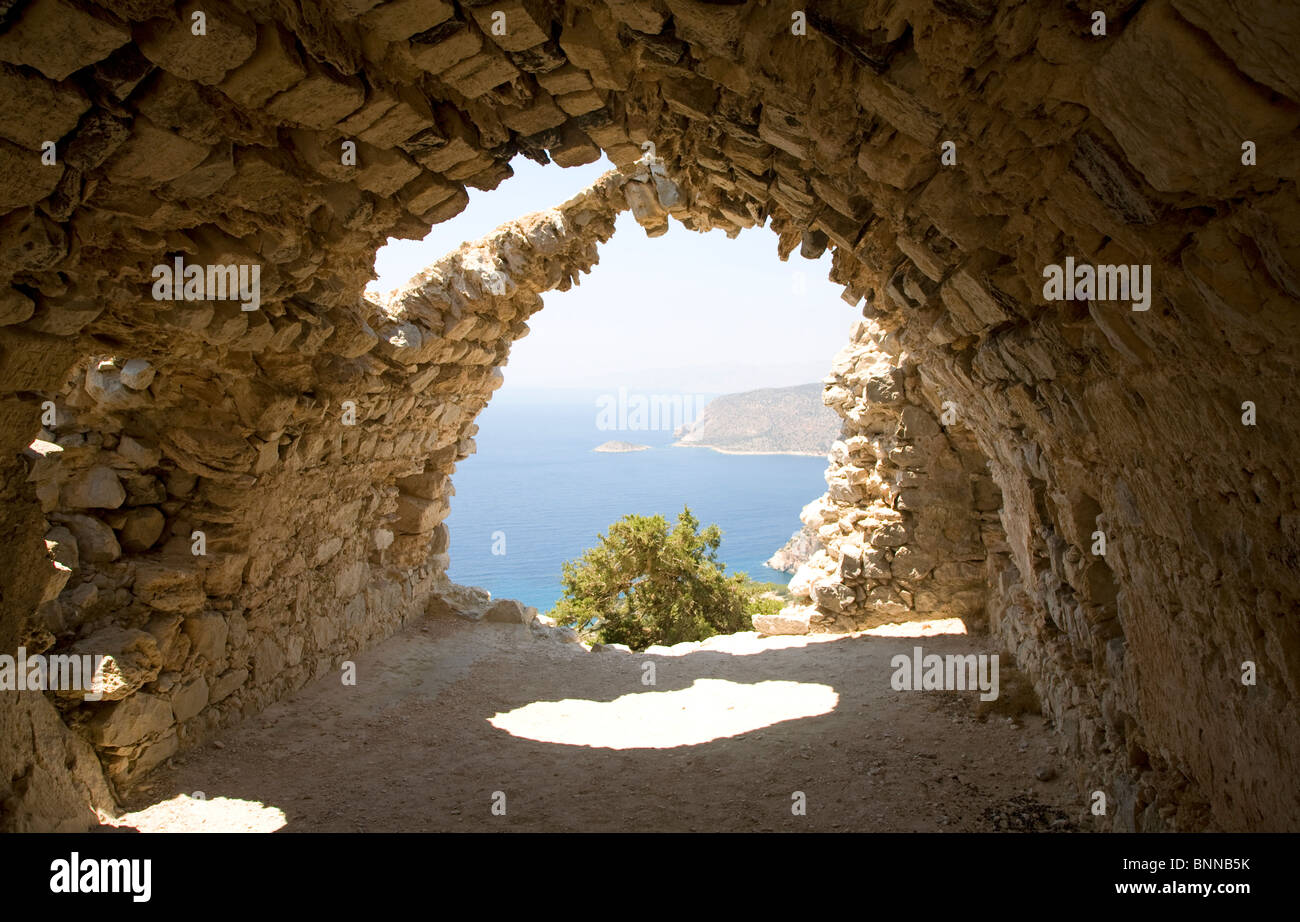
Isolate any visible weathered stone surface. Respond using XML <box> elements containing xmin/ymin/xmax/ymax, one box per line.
<box><xmin>0</xmin><ymin>286</ymin><xmax>35</xmax><ymax>326</ymax></box>
<box><xmin>104</xmin><ymin>115</ymin><xmax>211</xmax><ymax>185</ymax></box>
<box><xmin>0</xmin><ymin>63</ymin><xmax>91</xmax><ymax>150</ymax></box>
<box><xmin>55</xmin><ymin>514</ymin><xmax>120</xmax><ymax>564</ymax></box>
<box><xmin>361</xmin><ymin>0</ymin><xmax>454</xmax><ymax>42</ymax></box>
<box><xmin>170</xmin><ymin>675</ymin><xmax>209</xmax><ymax>722</ymax></box>
<box><xmin>753</xmin><ymin>605</ymin><xmax>813</xmax><ymax>636</ymax></box>
<box><xmin>426</xmin><ymin>581</ymin><xmax>491</xmax><ymax>620</ymax></box>
<box><xmin>483</xmin><ymin>598</ymin><xmax>531</xmax><ymax>623</ymax></box>
<box><xmin>0</xmin><ymin>0</ymin><xmax>1296</xmax><ymax>840</ymax></box>
<box><xmin>1086</xmin><ymin>1</ymin><xmax>1299</xmax><ymax>196</ymax></box>
<box><xmin>86</xmin><ymin>692</ymin><xmax>173</xmax><ymax>748</ymax></box>
<box><xmin>469</xmin><ymin>0</ymin><xmax>550</xmax><ymax>52</ymax></box>
<box><xmin>62</xmin><ymin>465</ymin><xmax>125</xmax><ymax>509</ymax></box>
<box><xmin>64</xmin><ymin>627</ymin><xmax>162</xmax><ymax>701</ymax></box>
<box><xmin>133</xmin><ymin>560</ymin><xmax>205</xmax><ymax>613</ymax></box>
<box><xmin>218</xmin><ymin>22</ymin><xmax>306</xmax><ymax>108</ymax></box>
<box><xmin>0</xmin><ymin>139</ymin><xmax>63</xmax><ymax>210</ymax></box>
<box><xmin>0</xmin><ymin>0</ymin><xmax>129</xmax><ymax>81</ymax></box>
<box><xmin>117</xmin><ymin>506</ymin><xmax>165</xmax><ymax>552</ymax></box>
<box><xmin>264</xmin><ymin>60</ymin><xmax>365</xmax><ymax>129</ymax></box>
<box><xmin>136</xmin><ymin>2</ymin><xmax>257</xmax><ymax>85</ymax></box>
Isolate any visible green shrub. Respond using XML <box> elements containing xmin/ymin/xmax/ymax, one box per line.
<box><xmin>547</xmin><ymin>507</ymin><xmax>759</xmax><ymax>650</ymax></box>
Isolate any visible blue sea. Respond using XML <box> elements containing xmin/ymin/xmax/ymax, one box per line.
<box><xmin>443</xmin><ymin>390</ymin><xmax>829</xmax><ymax>612</ymax></box>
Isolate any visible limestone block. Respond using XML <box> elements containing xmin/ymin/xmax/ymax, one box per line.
<box><xmin>56</xmin><ymin>514</ymin><xmax>119</xmax><ymax>564</ymax></box>
<box><xmin>38</xmin><ymin>528</ymin><xmax>74</xmax><ymax>604</ymax></box>
<box><xmin>0</xmin><ymin>287</ymin><xmax>35</xmax><ymax>326</ymax></box>
<box><xmin>104</xmin><ymin>115</ymin><xmax>211</xmax><ymax>186</ymax></box>
<box><xmin>406</xmin><ymin>105</ymin><xmax>481</xmax><ymax>170</ymax></box>
<box><xmin>556</xmin><ymin>88</ymin><xmax>605</xmax><ymax>117</ymax></box>
<box><xmin>265</xmin><ymin>60</ymin><xmax>366</xmax><ymax>129</ymax></box>
<box><xmin>354</xmin><ymin>143</ymin><xmax>422</xmax><ymax>196</ymax></box>
<box><xmin>356</xmin><ymin>87</ymin><xmax>436</xmax><ymax>148</ymax></box>
<box><xmin>335</xmin><ymin>561</ymin><xmax>367</xmax><ymax>600</ymax></box>
<box><xmin>447</xmin><ymin>153</ymin><xmax>502</xmax><ymax>183</ymax></box>
<box><xmin>87</xmin><ymin>693</ymin><xmax>174</xmax><ymax>748</ymax></box>
<box><xmin>810</xmin><ymin>578</ymin><xmax>855</xmax><ymax>612</ymax></box>
<box><xmin>395</xmin><ymin>470</ymin><xmax>448</xmax><ymax>500</ymax></box>
<box><xmin>409</xmin><ymin>19</ymin><xmax>483</xmax><ymax>75</ymax></box>
<box><xmin>440</xmin><ymin>48</ymin><xmax>520</xmax><ymax>98</ymax></box>
<box><xmin>170</xmin><ymin>675</ymin><xmax>209</xmax><ymax>722</ymax></box>
<box><xmin>753</xmin><ymin>605</ymin><xmax>813</xmax><ymax>635</ymax></box>
<box><xmin>426</xmin><ymin>581</ymin><xmax>490</xmax><ymax>619</ymax></box>
<box><xmin>133</xmin><ymin>560</ymin><xmax>206</xmax><ymax>613</ymax></box>
<box><xmin>0</xmin><ymin>139</ymin><xmax>63</xmax><ymax>210</ymax></box>
<box><xmin>183</xmin><ymin>612</ymin><xmax>229</xmax><ymax>668</ymax></box>
<box><xmin>218</xmin><ymin>22</ymin><xmax>307</xmax><ymax>109</ymax></box>
<box><xmin>118</xmin><ymin>507</ymin><xmax>165</xmax><ymax>553</ymax></box>
<box><xmin>550</xmin><ymin>125</ymin><xmax>600</xmax><ymax>168</ymax></box>
<box><xmin>501</xmin><ymin>92</ymin><xmax>567</xmax><ymax>135</ymax></box>
<box><xmin>857</xmin><ymin>130</ymin><xmax>937</xmax><ymax>191</ymax></box>
<box><xmin>121</xmin><ymin>731</ymin><xmax>179</xmax><ymax>785</ymax></box>
<box><xmin>362</xmin><ymin>0</ymin><xmax>455</xmax><ymax>42</ymax></box>
<box><xmin>394</xmin><ymin>493</ymin><xmax>445</xmax><ymax>534</ymax></box>
<box><xmin>375</xmin><ymin>320</ymin><xmax>429</xmax><ymax>362</ymax></box>
<box><xmin>118</xmin><ymin>359</ymin><xmax>155</xmax><ymax>390</ymax></box>
<box><xmin>63</xmin><ymin>466</ymin><xmax>126</xmax><ymax>510</ymax></box>
<box><xmin>863</xmin><ymin>584</ymin><xmax>910</xmax><ymax>618</ymax></box>
<box><xmin>469</xmin><ymin>0</ymin><xmax>550</xmax><ymax>53</ymax></box>
<box><xmin>67</xmin><ymin>628</ymin><xmax>163</xmax><ymax>702</ymax></box>
<box><xmin>0</xmin><ymin>63</ymin><xmax>90</xmax><ymax>150</ymax></box>
<box><xmin>558</xmin><ymin>9</ymin><xmax>610</xmax><ymax>73</ymax></box>
<box><xmin>136</xmin><ymin>2</ymin><xmax>257</xmax><ymax>85</ymax></box>
<box><xmin>0</xmin><ymin>0</ymin><xmax>129</xmax><ymax>81</ymax></box>
<box><xmin>538</xmin><ymin>64</ymin><xmax>593</xmax><ymax>96</ymax></box>
<box><xmin>251</xmin><ymin>636</ymin><xmax>286</xmax><ymax>683</ymax></box>
<box><xmin>604</xmin><ymin>0</ymin><xmax>667</xmax><ymax>34</ymax></box>
<box><xmin>209</xmin><ymin>668</ymin><xmax>248</xmax><ymax>703</ymax></box>
<box><xmin>661</xmin><ymin>75</ymin><xmax>718</xmax><ymax>121</ymax></box>
<box><xmin>855</xmin><ymin>58</ymin><xmax>943</xmax><ymax>145</ymax></box>
<box><xmin>323</xmin><ymin>305</ymin><xmax>379</xmax><ymax>357</ymax></box>
<box><xmin>623</xmin><ymin>179</ymin><xmax>668</xmax><ymax>233</ymax></box>
<box><xmin>399</xmin><ymin>171</ymin><xmax>461</xmax><ymax>220</ymax></box>
<box><xmin>484</xmin><ymin>598</ymin><xmax>531</xmax><ymax>623</ymax></box>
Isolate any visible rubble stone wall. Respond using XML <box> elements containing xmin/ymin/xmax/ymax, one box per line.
<box><xmin>785</xmin><ymin>318</ymin><xmax>996</xmax><ymax>636</ymax></box>
<box><xmin>0</xmin><ymin>0</ymin><xmax>1296</xmax><ymax>833</ymax></box>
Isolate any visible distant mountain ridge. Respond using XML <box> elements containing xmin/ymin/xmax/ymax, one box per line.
<box><xmin>673</xmin><ymin>383</ymin><xmax>840</xmax><ymax>456</ymax></box>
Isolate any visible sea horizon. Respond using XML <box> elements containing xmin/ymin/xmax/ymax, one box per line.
<box><xmin>443</xmin><ymin>387</ymin><xmax>829</xmax><ymax>612</ymax></box>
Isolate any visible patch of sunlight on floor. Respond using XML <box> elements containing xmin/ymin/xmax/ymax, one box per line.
<box><xmin>861</xmin><ymin>618</ymin><xmax>968</xmax><ymax>637</ymax></box>
<box><xmin>645</xmin><ymin>630</ymin><xmax>847</xmax><ymax>657</ymax></box>
<box><xmin>490</xmin><ymin>678</ymin><xmax>838</xmax><ymax>749</ymax></box>
<box><xmin>103</xmin><ymin>795</ymin><xmax>287</xmax><ymax>833</ymax></box>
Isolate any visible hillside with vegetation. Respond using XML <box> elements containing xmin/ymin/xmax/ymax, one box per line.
<box><xmin>674</xmin><ymin>383</ymin><xmax>840</xmax><ymax>456</ymax></box>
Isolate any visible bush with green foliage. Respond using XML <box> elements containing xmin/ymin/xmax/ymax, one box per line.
<box><xmin>548</xmin><ymin>507</ymin><xmax>775</xmax><ymax>650</ymax></box>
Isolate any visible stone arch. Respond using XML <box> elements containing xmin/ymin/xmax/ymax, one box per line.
<box><xmin>0</xmin><ymin>0</ymin><xmax>1297</xmax><ymax>833</ymax></box>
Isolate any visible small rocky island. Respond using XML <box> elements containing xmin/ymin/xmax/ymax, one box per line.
<box><xmin>594</xmin><ymin>440</ymin><xmax>650</xmax><ymax>453</ymax></box>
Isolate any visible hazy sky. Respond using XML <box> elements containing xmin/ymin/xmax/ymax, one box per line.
<box><xmin>368</xmin><ymin>155</ymin><xmax>858</xmax><ymax>394</ymax></box>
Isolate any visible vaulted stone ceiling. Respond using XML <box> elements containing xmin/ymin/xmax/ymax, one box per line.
<box><xmin>0</xmin><ymin>0</ymin><xmax>1296</xmax><ymax>833</ymax></box>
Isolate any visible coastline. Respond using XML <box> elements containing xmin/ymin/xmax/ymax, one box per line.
<box><xmin>671</xmin><ymin>441</ymin><xmax>829</xmax><ymax>459</ymax></box>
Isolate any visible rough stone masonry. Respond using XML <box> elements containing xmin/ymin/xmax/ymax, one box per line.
<box><xmin>0</xmin><ymin>0</ymin><xmax>1296</xmax><ymax>834</ymax></box>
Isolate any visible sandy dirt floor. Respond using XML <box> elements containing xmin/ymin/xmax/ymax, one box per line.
<box><xmin>106</xmin><ymin>616</ymin><xmax>1087</xmax><ymax>832</ymax></box>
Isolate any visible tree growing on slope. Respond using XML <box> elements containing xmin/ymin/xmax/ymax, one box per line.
<box><xmin>548</xmin><ymin>507</ymin><xmax>757</xmax><ymax>650</ymax></box>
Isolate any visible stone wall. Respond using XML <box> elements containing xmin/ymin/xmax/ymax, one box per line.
<box><xmin>0</xmin><ymin>0</ymin><xmax>1296</xmax><ymax>833</ymax></box>
<box><xmin>775</xmin><ymin>318</ymin><xmax>996</xmax><ymax>635</ymax></box>
<box><xmin>2</xmin><ymin>145</ymin><xmax>676</xmax><ymax>826</ymax></box>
